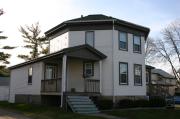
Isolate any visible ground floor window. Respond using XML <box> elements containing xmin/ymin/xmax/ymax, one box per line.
<box><xmin>83</xmin><ymin>62</ymin><xmax>94</xmax><ymax>77</ymax></box>
<box><xmin>134</xmin><ymin>64</ymin><xmax>142</xmax><ymax>86</ymax></box>
<box><xmin>119</xmin><ymin>62</ymin><xmax>128</xmax><ymax>85</ymax></box>
<box><xmin>28</xmin><ymin>67</ymin><xmax>33</xmax><ymax>85</ymax></box>
<box><xmin>45</xmin><ymin>64</ymin><xmax>57</xmax><ymax>80</ymax></box>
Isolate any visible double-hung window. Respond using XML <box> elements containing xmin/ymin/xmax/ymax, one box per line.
<box><xmin>134</xmin><ymin>64</ymin><xmax>142</xmax><ymax>86</ymax></box>
<box><xmin>45</xmin><ymin>65</ymin><xmax>57</xmax><ymax>80</ymax></box>
<box><xmin>119</xmin><ymin>31</ymin><xmax>128</xmax><ymax>50</ymax></box>
<box><xmin>28</xmin><ymin>67</ymin><xmax>33</xmax><ymax>85</ymax></box>
<box><xmin>119</xmin><ymin>62</ymin><xmax>128</xmax><ymax>85</ymax></box>
<box><xmin>85</xmin><ymin>31</ymin><xmax>94</xmax><ymax>47</ymax></box>
<box><xmin>133</xmin><ymin>35</ymin><xmax>141</xmax><ymax>53</ymax></box>
<box><xmin>84</xmin><ymin>62</ymin><xmax>94</xmax><ymax>77</ymax></box>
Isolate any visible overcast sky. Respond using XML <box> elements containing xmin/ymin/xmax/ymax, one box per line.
<box><xmin>1</xmin><ymin>0</ymin><xmax>180</xmax><ymax>72</ymax></box>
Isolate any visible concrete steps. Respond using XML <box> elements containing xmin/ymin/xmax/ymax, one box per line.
<box><xmin>67</xmin><ymin>96</ymin><xmax>100</xmax><ymax>114</ymax></box>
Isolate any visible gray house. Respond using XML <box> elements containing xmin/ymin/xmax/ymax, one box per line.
<box><xmin>0</xmin><ymin>77</ymin><xmax>10</xmax><ymax>101</ymax></box>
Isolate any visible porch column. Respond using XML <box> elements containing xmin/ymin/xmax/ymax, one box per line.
<box><xmin>61</xmin><ymin>55</ymin><xmax>67</xmax><ymax>108</ymax></box>
<box><xmin>99</xmin><ymin>60</ymin><xmax>102</xmax><ymax>93</ymax></box>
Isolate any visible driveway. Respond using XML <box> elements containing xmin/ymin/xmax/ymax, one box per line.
<box><xmin>0</xmin><ymin>108</ymin><xmax>31</xmax><ymax>119</ymax></box>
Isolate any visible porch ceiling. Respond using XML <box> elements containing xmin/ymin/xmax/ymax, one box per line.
<box><xmin>10</xmin><ymin>45</ymin><xmax>107</xmax><ymax>69</ymax></box>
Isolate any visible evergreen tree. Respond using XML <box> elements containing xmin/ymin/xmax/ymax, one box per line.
<box><xmin>18</xmin><ymin>22</ymin><xmax>49</xmax><ymax>61</ymax></box>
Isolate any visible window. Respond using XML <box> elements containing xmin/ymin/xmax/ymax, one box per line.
<box><xmin>134</xmin><ymin>64</ymin><xmax>142</xmax><ymax>86</ymax></box>
<box><xmin>83</xmin><ymin>62</ymin><xmax>94</xmax><ymax>77</ymax></box>
<box><xmin>119</xmin><ymin>31</ymin><xmax>128</xmax><ymax>50</ymax></box>
<box><xmin>85</xmin><ymin>31</ymin><xmax>94</xmax><ymax>47</ymax></box>
<box><xmin>28</xmin><ymin>67</ymin><xmax>32</xmax><ymax>85</ymax></box>
<box><xmin>133</xmin><ymin>35</ymin><xmax>141</xmax><ymax>53</ymax></box>
<box><xmin>45</xmin><ymin>65</ymin><xmax>57</xmax><ymax>80</ymax></box>
<box><xmin>119</xmin><ymin>62</ymin><xmax>128</xmax><ymax>85</ymax></box>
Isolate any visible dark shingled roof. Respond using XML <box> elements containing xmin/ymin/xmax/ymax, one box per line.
<box><xmin>9</xmin><ymin>44</ymin><xmax>107</xmax><ymax>70</ymax></box>
<box><xmin>45</xmin><ymin>14</ymin><xmax>150</xmax><ymax>38</ymax></box>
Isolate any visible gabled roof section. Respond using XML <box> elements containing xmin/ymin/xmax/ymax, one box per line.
<box><xmin>9</xmin><ymin>45</ymin><xmax>107</xmax><ymax>70</ymax></box>
<box><xmin>45</xmin><ymin>14</ymin><xmax>150</xmax><ymax>39</ymax></box>
<box><xmin>152</xmin><ymin>69</ymin><xmax>175</xmax><ymax>79</ymax></box>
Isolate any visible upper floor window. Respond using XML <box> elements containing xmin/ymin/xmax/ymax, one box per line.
<box><xmin>85</xmin><ymin>31</ymin><xmax>94</xmax><ymax>47</ymax></box>
<box><xmin>133</xmin><ymin>35</ymin><xmax>141</xmax><ymax>53</ymax></box>
<box><xmin>83</xmin><ymin>62</ymin><xmax>94</xmax><ymax>78</ymax></box>
<box><xmin>119</xmin><ymin>62</ymin><xmax>128</xmax><ymax>85</ymax></box>
<box><xmin>28</xmin><ymin>67</ymin><xmax>33</xmax><ymax>85</ymax></box>
<box><xmin>119</xmin><ymin>32</ymin><xmax>128</xmax><ymax>50</ymax></box>
<box><xmin>45</xmin><ymin>65</ymin><xmax>57</xmax><ymax>80</ymax></box>
<box><xmin>134</xmin><ymin>64</ymin><xmax>142</xmax><ymax>86</ymax></box>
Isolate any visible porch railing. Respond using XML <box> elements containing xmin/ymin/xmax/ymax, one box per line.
<box><xmin>41</xmin><ymin>78</ymin><xmax>61</xmax><ymax>92</ymax></box>
<box><xmin>85</xmin><ymin>79</ymin><xmax>100</xmax><ymax>93</ymax></box>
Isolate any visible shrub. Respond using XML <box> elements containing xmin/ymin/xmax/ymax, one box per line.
<box><xmin>149</xmin><ymin>97</ymin><xmax>166</xmax><ymax>107</ymax></box>
<box><xmin>133</xmin><ymin>99</ymin><xmax>149</xmax><ymax>107</ymax></box>
<box><xmin>95</xmin><ymin>99</ymin><xmax>113</xmax><ymax>110</ymax></box>
<box><xmin>118</xmin><ymin>99</ymin><xmax>134</xmax><ymax>108</ymax></box>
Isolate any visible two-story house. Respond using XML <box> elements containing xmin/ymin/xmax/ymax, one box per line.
<box><xmin>9</xmin><ymin>14</ymin><xmax>150</xmax><ymax>110</ymax></box>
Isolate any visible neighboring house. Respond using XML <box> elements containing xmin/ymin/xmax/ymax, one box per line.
<box><xmin>0</xmin><ymin>77</ymin><xmax>10</xmax><ymax>101</ymax></box>
<box><xmin>9</xmin><ymin>14</ymin><xmax>150</xmax><ymax>107</ymax></box>
<box><xmin>146</xmin><ymin>66</ymin><xmax>176</xmax><ymax>97</ymax></box>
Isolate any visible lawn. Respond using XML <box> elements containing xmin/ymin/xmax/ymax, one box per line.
<box><xmin>0</xmin><ymin>101</ymin><xmax>104</xmax><ymax>119</ymax></box>
<box><xmin>106</xmin><ymin>107</ymin><xmax>180</xmax><ymax>119</ymax></box>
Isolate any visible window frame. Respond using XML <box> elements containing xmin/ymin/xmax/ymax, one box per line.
<box><xmin>119</xmin><ymin>62</ymin><xmax>128</xmax><ymax>85</ymax></box>
<box><xmin>83</xmin><ymin>62</ymin><xmax>94</xmax><ymax>78</ymax></box>
<box><xmin>45</xmin><ymin>64</ymin><xmax>58</xmax><ymax>80</ymax></box>
<box><xmin>134</xmin><ymin>64</ymin><xmax>142</xmax><ymax>86</ymax></box>
<box><xmin>28</xmin><ymin>67</ymin><xmax>33</xmax><ymax>85</ymax></box>
<box><xmin>85</xmin><ymin>31</ymin><xmax>95</xmax><ymax>47</ymax></box>
<box><xmin>119</xmin><ymin>31</ymin><xmax>128</xmax><ymax>51</ymax></box>
<box><xmin>133</xmin><ymin>35</ymin><xmax>141</xmax><ymax>53</ymax></box>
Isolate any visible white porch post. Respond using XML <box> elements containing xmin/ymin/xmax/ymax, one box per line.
<box><xmin>61</xmin><ymin>55</ymin><xmax>67</xmax><ymax>108</ymax></box>
<box><xmin>99</xmin><ymin>60</ymin><xmax>102</xmax><ymax>93</ymax></box>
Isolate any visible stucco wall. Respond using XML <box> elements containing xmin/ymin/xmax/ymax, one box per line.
<box><xmin>0</xmin><ymin>86</ymin><xmax>9</xmax><ymax>101</ymax></box>
<box><xmin>9</xmin><ymin>62</ymin><xmax>43</xmax><ymax>103</ymax></box>
<box><xmin>49</xmin><ymin>32</ymin><xmax>69</xmax><ymax>53</ymax></box>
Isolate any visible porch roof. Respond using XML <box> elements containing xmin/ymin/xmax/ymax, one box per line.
<box><xmin>9</xmin><ymin>45</ymin><xmax>107</xmax><ymax>70</ymax></box>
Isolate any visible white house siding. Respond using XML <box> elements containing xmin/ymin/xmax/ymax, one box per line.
<box><xmin>0</xmin><ymin>86</ymin><xmax>9</xmax><ymax>101</ymax></box>
<box><xmin>67</xmin><ymin>58</ymin><xmax>100</xmax><ymax>92</ymax></box>
<box><xmin>49</xmin><ymin>32</ymin><xmax>69</xmax><ymax>53</ymax></box>
<box><xmin>68</xmin><ymin>30</ymin><xmax>113</xmax><ymax>96</ymax></box>
<box><xmin>113</xmin><ymin>31</ymin><xmax>146</xmax><ymax>96</ymax></box>
<box><xmin>9</xmin><ymin>62</ymin><xmax>43</xmax><ymax>103</ymax></box>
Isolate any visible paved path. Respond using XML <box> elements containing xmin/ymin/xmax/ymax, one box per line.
<box><xmin>0</xmin><ymin>109</ymin><xmax>31</xmax><ymax>119</ymax></box>
<box><xmin>89</xmin><ymin>113</ymin><xmax>125</xmax><ymax>119</ymax></box>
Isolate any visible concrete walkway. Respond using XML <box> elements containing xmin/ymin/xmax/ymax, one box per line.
<box><xmin>89</xmin><ymin>113</ymin><xmax>125</xmax><ymax>119</ymax></box>
<box><xmin>0</xmin><ymin>109</ymin><xmax>31</xmax><ymax>119</ymax></box>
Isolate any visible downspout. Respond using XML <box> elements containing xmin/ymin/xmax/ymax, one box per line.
<box><xmin>112</xmin><ymin>19</ymin><xmax>115</xmax><ymax>104</ymax></box>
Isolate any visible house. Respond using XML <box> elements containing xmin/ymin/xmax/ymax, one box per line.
<box><xmin>0</xmin><ymin>76</ymin><xmax>10</xmax><ymax>101</ymax></box>
<box><xmin>9</xmin><ymin>14</ymin><xmax>150</xmax><ymax>108</ymax></box>
<box><xmin>146</xmin><ymin>66</ymin><xmax>176</xmax><ymax>97</ymax></box>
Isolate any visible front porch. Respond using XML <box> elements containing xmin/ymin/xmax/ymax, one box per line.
<box><xmin>38</xmin><ymin>45</ymin><xmax>106</xmax><ymax>107</ymax></box>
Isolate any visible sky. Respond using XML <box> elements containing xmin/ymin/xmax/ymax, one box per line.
<box><xmin>0</xmin><ymin>0</ymin><xmax>180</xmax><ymax>72</ymax></box>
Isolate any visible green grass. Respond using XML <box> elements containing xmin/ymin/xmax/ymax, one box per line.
<box><xmin>106</xmin><ymin>108</ymin><xmax>180</xmax><ymax>119</ymax></box>
<box><xmin>0</xmin><ymin>101</ymin><xmax>104</xmax><ymax>119</ymax></box>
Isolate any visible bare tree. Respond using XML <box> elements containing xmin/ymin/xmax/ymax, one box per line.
<box><xmin>152</xmin><ymin>20</ymin><xmax>180</xmax><ymax>87</ymax></box>
<box><xmin>18</xmin><ymin>22</ymin><xmax>49</xmax><ymax>61</ymax></box>
<box><xmin>145</xmin><ymin>37</ymin><xmax>156</xmax><ymax>64</ymax></box>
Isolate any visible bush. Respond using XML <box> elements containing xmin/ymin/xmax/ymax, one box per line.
<box><xmin>95</xmin><ymin>99</ymin><xmax>113</xmax><ymax>110</ymax></box>
<box><xmin>133</xmin><ymin>99</ymin><xmax>149</xmax><ymax>107</ymax></box>
<box><xmin>118</xmin><ymin>99</ymin><xmax>134</xmax><ymax>108</ymax></box>
<box><xmin>149</xmin><ymin>97</ymin><xmax>166</xmax><ymax>107</ymax></box>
